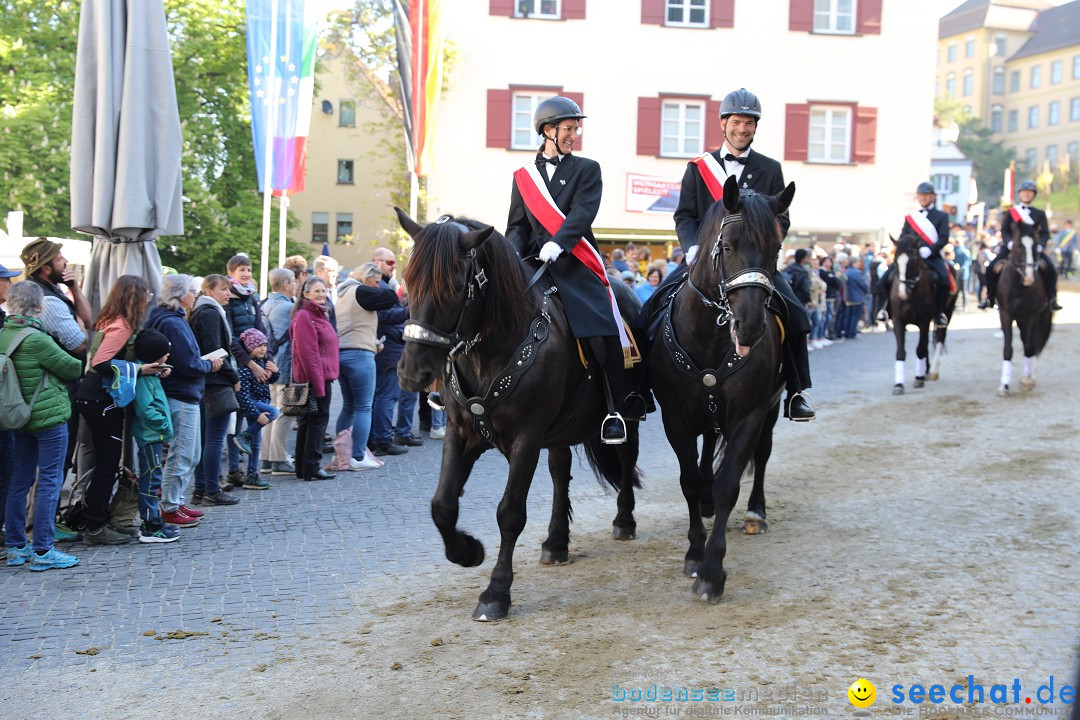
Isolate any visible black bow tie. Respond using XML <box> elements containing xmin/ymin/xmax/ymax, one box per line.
<box><xmin>724</xmin><ymin>153</ymin><xmax>747</xmax><ymax>165</ymax></box>
<box><xmin>540</xmin><ymin>155</ymin><xmax>561</xmax><ymax>166</ymax></box>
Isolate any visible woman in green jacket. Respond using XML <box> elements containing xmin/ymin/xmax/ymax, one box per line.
<box><xmin>2</xmin><ymin>281</ymin><xmax>84</xmax><ymax>571</ymax></box>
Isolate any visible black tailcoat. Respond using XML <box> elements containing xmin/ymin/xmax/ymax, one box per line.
<box><xmin>506</xmin><ymin>153</ymin><xmax>618</xmax><ymax>339</ymax></box>
<box><xmin>1000</xmin><ymin>205</ymin><xmax>1051</xmax><ymax>248</ymax></box>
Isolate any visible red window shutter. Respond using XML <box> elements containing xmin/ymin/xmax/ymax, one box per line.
<box><xmin>565</xmin><ymin>91</ymin><xmax>585</xmax><ymax>151</ymax></box>
<box><xmin>637</xmin><ymin>97</ymin><xmax>662</xmax><ymax>156</ymax></box>
<box><xmin>711</xmin><ymin>0</ymin><xmax>735</xmax><ymax>28</ymax></box>
<box><xmin>563</xmin><ymin>0</ymin><xmax>587</xmax><ymax>19</ymax></box>
<box><xmin>788</xmin><ymin>0</ymin><xmax>813</xmax><ymax>32</ymax></box>
<box><xmin>857</xmin><ymin>0</ymin><xmax>882</xmax><ymax>35</ymax></box>
<box><xmin>784</xmin><ymin>103</ymin><xmax>810</xmax><ymax>162</ymax></box>
<box><xmin>705</xmin><ymin>100</ymin><xmax>724</xmax><ymax>150</ymax></box>
<box><xmin>489</xmin><ymin>0</ymin><xmax>515</xmax><ymax>16</ymax></box>
<box><xmin>641</xmin><ymin>0</ymin><xmax>665</xmax><ymax>25</ymax></box>
<box><xmin>486</xmin><ymin>89</ymin><xmax>512</xmax><ymax>149</ymax></box>
<box><xmin>852</xmin><ymin>105</ymin><xmax>877</xmax><ymax>164</ymax></box>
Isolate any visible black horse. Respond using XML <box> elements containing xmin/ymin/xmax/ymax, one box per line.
<box><xmin>888</xmin><ymin>232</ymin><xmax>959</xmax><ymax>395</ymax></box>
<box><xmin>649</xmin><ymin>176</ymin><xmax>794</xmax><ymax>602</ymax></box>
<box><xmin>995</xmin><ymin>221</ymin><xmax>1053</xmax><ymax>396</ymax></box>
<box><xmin>394</xmin><ymin>209</ymin><xmax>642</xmax><ymax>621</ymax></box>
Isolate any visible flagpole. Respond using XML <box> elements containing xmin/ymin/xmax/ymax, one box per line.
<box><xmin>413</xmin><ymin>0</ymin><xmax>424</xmax><ymax>220</ymax></box>
<box><xmin>278</xmin><ymin>194</ymin><xmax>289</xmax><ymax>267</ymax></box>
<box><xmin>259</xmin><ymin>0</ymin><xmax>280</xmax><ymax>299</ymax></box>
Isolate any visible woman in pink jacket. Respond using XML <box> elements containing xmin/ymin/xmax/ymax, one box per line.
<box><xmin>289</xmin><ymin>278</ymin><xmax>340</xmax><ymax>481</ymax></box>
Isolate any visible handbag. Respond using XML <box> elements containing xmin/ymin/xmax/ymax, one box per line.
<box><xmin>281</xmin><ymin>382</ymin><xmax>317</xmax><ymax>417</ymax></box>
<box><xmin>203</xmin><ymin>384</ymin><xmax>239</xmax><ymax>418</ymax></box>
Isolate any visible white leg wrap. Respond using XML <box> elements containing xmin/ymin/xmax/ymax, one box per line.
<box><xmin>894</xmin><ymin>360</ymin><xmax>906</xmax><ymax>386</ymax></box>
<box><xmin>930</xmin><ymin>342</ymin><xmax>943</xmax><ymax>374</ymax></box>
<box><xmin>916</xmin><ymin>357</ymin><xmax>928</xmax><ymax>377</ymax></box>
<box><xmin>1000</xmin><ymin>360</ymin><xmax>1012</xmax><ymax>387</ymax></box>
<box><xmin>1023</xmin><ymin>356</ymin><xmax>1034</xmax><ymax>377</ymax></box>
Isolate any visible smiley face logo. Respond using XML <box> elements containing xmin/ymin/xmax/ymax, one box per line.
<box><xmin>848</xmin><ymin>678</ymin><xmax>876</xmax><ymax>708</ymax></box>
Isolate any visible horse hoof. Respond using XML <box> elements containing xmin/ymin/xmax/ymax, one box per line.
<box><xmin>929</xmin><ymin>372</ymin><xmax>940</xmax><ymax>381</ymax></box>
<box><xmin>683</xmin><ymin>559</ymin><xmax>701</xmax><ymax>578</ymax></box>
<box><xmin>472</xmin><ymin>599</ymin><xmax>510</xmax><ymax>622</ymax></box>
<box><xmin>539</xmin><ymin>547</ymin><xmax>569</xmax><ymax>565</ymax></box>
<box><xmin>913</xmin><ymin>377</ymin><xmax>925</xmax><ymax>389</ymax></box>
<box><xmin>998</xmin><ymin>385</ymin><xmax>1010</xmax><ymax>397</ymax></box>
<box><xmin>612</xmin><ymin>525</ymin><xmax>636</xmax><ymax>541</ymax></box>
<box><xmin>743</xmin><ymin>518</ymin><xmax>768</xmax><ymax>535</ymax></box>
<box><xmin>1020</xmin><ymin>377</ymin><xmax>1035</xmax><ymax>392</ymax></box>
<box><xmin>447</xmin><ymin>535</ymin><xmax>485</xmax><ymax>568</ymax></box>
<box><xmin>691</xmin><ymin>573</ymin><xmax>727</xmax><ymax>603</ymax></box>
<box><xmin>893</xmin><ymin>384</ymin><xmax>905</xmax><ymax>396</ymax></box>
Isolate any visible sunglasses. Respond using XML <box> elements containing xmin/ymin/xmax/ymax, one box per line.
<box><xmin>382</xmin><ymin>259</ymin><xmax>396</xmax><ymax>267</ymax></box>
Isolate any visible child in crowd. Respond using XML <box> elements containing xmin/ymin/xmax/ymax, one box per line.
<box><xmin>133</xmin><ymin>329</ymin><xmax>179</xmax><ymax>544</ymax></box>
<box><xmin>234</xmin><ymin>328</ymin><xmax>280</xmax><ymax>489</ymax></box>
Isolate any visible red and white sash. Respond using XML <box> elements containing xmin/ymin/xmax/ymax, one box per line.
<box><xmin>904</xmin><ymin>212</ymin><xmax>938</xmax><ymax>247</ymax></box>
<box><xmin>513</xmin><ymin>163</ymin><xmax>630</xmax><ymax>350</ymax></box>
<box><xmin>692</xmin><ymin>152</ymin><xmax>732</xmax><ymax>201</ymax></box>
<box><xmin>1009</xmin><ymin>205</ymin><xmax>1034</xmax><ymax>225</ymax></box>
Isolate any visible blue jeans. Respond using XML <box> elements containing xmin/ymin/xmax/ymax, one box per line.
<box><xmin>842</xmin><ymin>303</ymin><xmax>862</xmax><ymax>339</ymax></box>
<box><xmin>161</xmin><ymin>398</ymin><xmax>201</xmax><ymax>513</ymax></box>
<box><xmin>432</xmin><ymin>408</ymin><xmax>446</xmax><ymax>431</ymax></box>
<box><xmin>195</xmin><ymin>405</ymin><xmax>230</xmax><ymax>495</ymax></box>
<box><xmin>336</xmin><ymin>349</ymin><xmax>376</xmax><ymax>458</ymax></box>
<box><xmin>371</xmin><ymin>367</ymin><xmax>401</xmax><ymax>445</ymax></box>
<box><xmin>5</xmin><ymin>423</ymin><xmax>67</xmax><ymax>552</ymax></box>
<box><xmin>227</xmin><ymin>415</ymin><xmax>247</xmax><ymax>474</ymax></box>
<box><xmin>246</xmin><ymin>402</ymin><xmax>280</xmax><ymax>475</ymax></box>
<box><xmin>395</xmin><ymin>386</ymin><xmax>418</xmax><ymax>438</ymax></box>
<box><xmin>137</xmin><ymin>442</ymin><xmax>164</xmax><ymax>524</ymax></box>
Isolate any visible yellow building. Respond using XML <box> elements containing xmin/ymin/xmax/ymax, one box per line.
<box><xmin>287</xmin><ymin>51</ymin><xmax>407</xmax><ymax>271</ymax></box>
<box><xmin>938</xmin><ymin>0</ymin><xmax>1080</xmax><ymax>175</ymax></box>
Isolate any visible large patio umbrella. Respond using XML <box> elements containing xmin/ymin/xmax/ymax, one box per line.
<box><xmin>70</xmin><ymin>0</ymin><xmax>183</xmax><ymax>314</ymax></box>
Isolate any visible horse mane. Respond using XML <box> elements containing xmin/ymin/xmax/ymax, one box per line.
<box><xmin>403</xmin><ymin>216</ymin><xmax>533</xmax><ymax>338</ymax></box>
<box><xmin>693</xmin><ymin>190</ymin><xmax>781</xmax><ymax>282</ymax></box>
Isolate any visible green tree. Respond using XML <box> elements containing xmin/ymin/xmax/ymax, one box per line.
<box><xmin>0</xmin><ymin>0</ymin><xmax>308</xmax><ymax>278</ymax></box>
<box><xmin>934</xmin><ymin>97</ymin><xmax>1015</xmax><ymax>206</ymax></box>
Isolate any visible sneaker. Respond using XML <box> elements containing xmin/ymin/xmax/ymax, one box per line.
<box><xmin>178</xmin><ymin>504</ymin><xmax>205</xmax><ymax>518</ymax></box>
<box><xmin>161</xmin><ymin>509</ymin><xmax>200</xmax><ymax>527</ymax></box>
<box><xmin>364</xmin><ymin>448</ymin><xmax>385</xmax><ymax>468</ymax></box>
<box><xmin>270</xmin><ymin>460</ymin><xmax>296</xmax><ymax>476</ymax></box>
<box><xmin>259</xmin><ymin>460</ymin><xmax>272</xmax><ymax>473</ymax></box>
<box><xmin>202</xmin><ymin>491</ymin><xmax>240</xmax><ymax>506</ymax></box>
<box><xmin>108</xmin><ymin>523</ymin><xmax>140</xmax><ymax>537</ymax></box>
<box><xmin>225</xmin><ymin>469</ymin><xmax>245</xmax><ymax>490</ymax></box>
<box><xmin>139</xmin><ymin>523</ymin><xmax>180</xmax><ymax>544</ymax></box>
<box><xmin>429</xmin><ymin>427</ymin><xmax>446</xmax><ymax>440</ymax></box>
<box><xmin>349</xmin><ymin>455</ymin><xmax>381</xmax><ymax>470</ymax></box>
<box><xmin>6</xmin><ymin>545</ymin><xmax>32</xmax><ymax>567</ymax></box>
<box><xmin>30</xmin><ymin>547</ymin><xmax>80</xmax><ymax>571</ymax></box>
<box><xmin>393</xmin><ymin>434</ymin><xmax>424</xmax><ymax>447</ymax></box>
<box><xmin>54</xmin><ymin>523</ymin><xmax>82</xmax><ymax>543</ymax></box>
<box><xmin>371</xmin><ymin>442</ymin><xmax>408</xmax><ymax>456</ymax></box>
<box><xmin>231</xmin><ymin>432</ymin><xmax>253</xmax><ymax>455</ymax></box>
<box><xmin>241</xmin><ymin>473</ymin><xmax>271</xmax><ymax>490</ymax></box>
<box><xmin>191</xmin><ymin>490</ymin><xmax>205</xmax><ymax>504</ymax></box>
<box><xmin>83</xmin><ymin>524</ymin><xmax>133</xmax><ymax>545</ymax></box>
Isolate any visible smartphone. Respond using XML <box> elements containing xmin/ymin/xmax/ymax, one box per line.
<box><xmin>158</xmin><ymin>364</ymin><xmax>173</xmax><ymax>370</ymax></box>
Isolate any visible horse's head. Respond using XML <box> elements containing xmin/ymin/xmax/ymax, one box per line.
<box><xmin>394</xmin><ymin>207</ymin><xmax>530</xmax><ymax>391</ymax></box>
<box><xmin>1008</xmin><ymin>217</ymin><xmax>1038</xmax><ymax>287</ymax></box>
<box><xmin>691</xmin><ymin>175</ymin><xmax>795</xmax><ymax>356</ymax></box>
<box><xmin>893</xmin><ymin>231</ymin><xmax>921</xmax><ymax>300</ymax></box>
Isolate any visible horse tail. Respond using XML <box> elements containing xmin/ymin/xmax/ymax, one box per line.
<box><xmin>708</xmin><ymin>431</ymin><xmax>755</xmax><ymax>480</ymax></box>
<box><xmin>1036</xmin><ymin>306</ymin><xmax>1053</xmax><ymax>355</ymax></box>
<box><xmin>582</xmin><ymin>429</ymin><xmax>642</xmax><ymax>492</ymax></box>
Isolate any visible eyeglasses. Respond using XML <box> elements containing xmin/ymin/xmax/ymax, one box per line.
<box><xmin>382</xmin><ymin>259</ymin><xmax>396</xmax><ymax>267</ymax></box>
<box><xmin>556</xmin><ymin>125</ymin><xmax>583</xmax><ymax>136</ymax></box>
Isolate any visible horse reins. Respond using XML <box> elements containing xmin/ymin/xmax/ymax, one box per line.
<box><xmin>686</xmin><ymin>213</ymin><xmax>777</xmax><ymax>327</ymax></box>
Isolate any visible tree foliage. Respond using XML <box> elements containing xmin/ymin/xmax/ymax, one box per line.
<box><xmin>0</xmin><ymin>0</ymin><xmax>307</xmax><ymax>278</ymax></box>
<box><xmin>934</xmin><ymin>96</ymin><xmax>1015</xmax><ymax>206</ymax></box>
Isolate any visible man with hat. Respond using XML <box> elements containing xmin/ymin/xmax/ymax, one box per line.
<box><xmin>640</xmin><ymin>87</ymin><xmax>815</xmax><ymax>421</ymax></box>
<box><xmin>505</xmin><ymin>95</ymin><xmax>632</xmax><ymax>443</ymax></box>
<box><xmin>978</xmin><ymin>179</ymin><xmax>1061</xmax><ymax>312</ymax></box>
<box><xmin>876</xmin><ymin>182</ymin><xmax>953</xmax><ymax>326</ymax></box>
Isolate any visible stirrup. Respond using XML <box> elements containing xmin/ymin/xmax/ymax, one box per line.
<box><xmin>427</xmin><ymin>392</ymin><xmax>445</xmax><ymax>411</ymax></box>
<box><xmin>600</xmin><ymin>413</ymin><xmax>627</xmax><ymax>445</ymax></box>
<box><xmin>785</xmin><ymin>391</ymin><xmax>816</xmax><ymax>422</ymax></box>
<box><xmin>622</xmin><ymin>393</ymin><xmax>648</xmax><ymax>421</ymax></box>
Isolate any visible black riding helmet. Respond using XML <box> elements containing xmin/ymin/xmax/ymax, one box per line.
<box><xmin>1018</xmin><ymin>179</ymin><xmax>1037</xmax><ymax>194</ymax></box>
<box><xmin>916</xmin><ymin>181</ymin><xmax>936</xmax><ymax>194</ymax></box>
<box><xmin>719</xmin><ymin>88</ymin><xmax>762</xmax><ymax>119</ymax></box>
<box><xmin>533</xmin><ymin>96</ymin><xmax>586</xmax><ymax>136</ymax></box>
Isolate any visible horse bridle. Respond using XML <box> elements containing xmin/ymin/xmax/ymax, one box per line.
<box><xmin>401</xmin><ymin>217</ymin><xmax>489</xmax><ymax>364</ymax></box>
<box><xmin>685</xmin><ymin>212</ymin><xmax>776</xmax><ymax>326</ymax></box>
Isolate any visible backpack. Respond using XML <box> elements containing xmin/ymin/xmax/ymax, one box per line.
<box><xmin>0</xmin><ymin>328</ymin><xmax>49</xmax><ymax>431</ymax></box>
<box><xmin>261</xmin><ymin>295</ymin><xmax>288</xmax><ymax>355</ymax></box>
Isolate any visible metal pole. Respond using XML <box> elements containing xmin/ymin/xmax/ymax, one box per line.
<box><xmin>259</xmin><ymin>0</ymin><xmax>280</xmax><ymax>299</ymax></box>
<box><xmin>278</xmin><ymin>194</ymin><xmax>289</xmax><ymax>268</ymax></box>
<box><xmin>409</xmin><ymin>170</ymin><xmax>418</xmax><ymax>220</ymax></box>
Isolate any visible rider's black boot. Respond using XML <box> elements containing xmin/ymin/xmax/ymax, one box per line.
<box><xmin>978</xmin><ymin>270</ymin><xmax>997</xmax><ymax>310</ymax></box>
<box><xmin>936</xmin><ymin>284</ymin><xmax>949</xmax><ymax>327</ymax></box>
<box><xmin>782</xmin><ymin>331</ymin><xmax>815</xmax><ymax>422</ymax></box>
<box><xmin>589</xmin><ymin>336</ymin><xmax>627</xmax><ymax>444</ymax></box>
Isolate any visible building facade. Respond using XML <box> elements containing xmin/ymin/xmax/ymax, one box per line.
<box><xmin>416</xmin><ymin>0</ymin><xmax>935</xmax><ymax>253</ymax></box>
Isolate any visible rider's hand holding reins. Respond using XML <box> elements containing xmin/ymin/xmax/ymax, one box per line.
<box><xmin>919</xmin><ymin>246</ymin><xmax>931</xmax><ymax>259</ymax></box>
<box><xmin>539</xmin><ymin>241</ymin><xmax>563</xmax><ymax>263</ymax></box>
<box><xmin>685</xmin><ymin>245</ymin><xmax>700</xmax><ymax>265</ymax></box>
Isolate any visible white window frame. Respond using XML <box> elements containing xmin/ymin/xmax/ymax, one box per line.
<box><xmin>660</xmin><ymin>100</ymin><xmax>705</xmax><ymax>158</ymax></box>
<box><xmin>1030</xmin><ymin>65</ymin><xmax>1041</xmax><ymax>89</ymax></box>
<box><xmin>514</xmin><ymin>0</ymin><xmax>561</xmax><ymax>20</ymax></box>
<box><xmin>807</xmin><ymin>105</ymin><xmax>852</xmax><ymax>164</ymax></box>
<box><xmin>335</xmin><ymin>212</ymin><xmax>353</xmax><ymax>244</ymax></box>
<box><xmin>990</xmin><ymin>105</ymin><xmax>1003</xmax><ymax>133</ymax></box>
<box><xmin>992</xmin><ymin>67</ymin><xmax>1004</xmax><ymax>94</ymax></box>
<box><xmin>994</xmin><ymin>33</ymin><xmax>1006</xmax><ymax>57</ymax></box>
<box><xmin>665</xmin><ymin>0</ymin><xmax>709</xmax><ymax>28</ymax></box>
<box><xmin>1051</xmin><ymin>60</ymin><xmax>1062</xmax><ymax>85</ymax></box>
<box><xmin>932</xmin><ymin>174</ymin><xmax>955</xmax><ymax>194</ymax></box>
<box><xmin>1048</xmin><ymin>100</ymin><xmax>1060</xmax><ymax>126</ymax></box>
<box><xmin>1071</xmin><ymin>97</ymin><xmax>1080</xmax><ymax>122</ymax></box>
<box><xmin>1073</xmin><ymin>55</ymin><xmax>1080</xmax><ymax>80</ymax></box>
<box><xmin>947</xmin><ymin>43</ymin><xmax>957</xmax><ymax>63</ymax></box>
<box><xmin>813</xmin><ymin>0</ymin><xmax>857</xmax><ymax>35</ymax></box>
<box><xmin>962</xmin><ymin>69</ymin><xmax>974</xmax><ymax>97</ymax></box>
<box><xmin>1029</xmin><ymin>105</ymin><xmax>1039</xmax><ymax>129</ymax></box>
<box><xmin>965</xmin><ymin>37</ymin><xmax>975</xmax><ymax>59</ymax></box>
<box><xmin>510</xmin><ymin>92</ymin><xmax>546</xmax><ymax>150</ymax></box>
<box><xmin>311</xmin><ymin>212</ymin><xmax>329</xmax><ymax>245</ymax></box>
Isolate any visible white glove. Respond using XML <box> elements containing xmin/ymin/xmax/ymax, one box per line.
<box><xmin>685</xmin><ymin>245</ymin><xmax>700</xmax><ymax>265</ymax></box>
<box><xmin>918</xmin><ymin>246</ymin><xmax>932</xmax><ymax>260</ymax></box>
<box><xmin>539</xmin><ymin>241</ymin><xmax>563</xmax><ymax>263</ymax></box>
